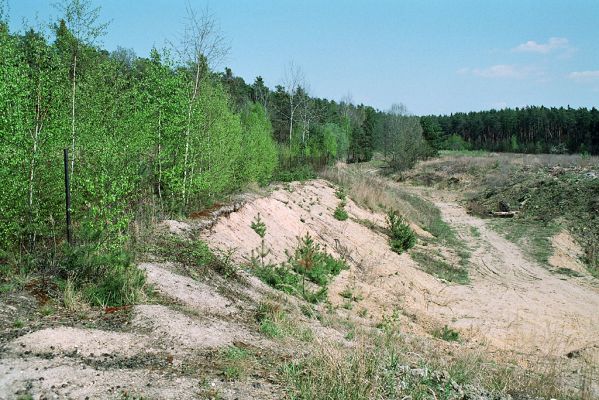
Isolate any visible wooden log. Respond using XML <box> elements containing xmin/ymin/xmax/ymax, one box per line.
<box><xmin>491</xmin><ymin>211</ymin><xmax>518</xmax><ymax>218</ymax></box>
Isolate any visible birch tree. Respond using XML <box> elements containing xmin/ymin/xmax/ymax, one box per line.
<box><xmin>281</xmin><ymin>62</ymin><xmax>307</xmax><ymax>144</ymax></box>
<box><xmin>53</xmin><ymin>0</ymin><xmax>108</xmax><ymax>176</ymax></box>
<box><xmin>175</xmin><ymin>6</ymin><xmax>229</xmax><ymax>205</ymax></box>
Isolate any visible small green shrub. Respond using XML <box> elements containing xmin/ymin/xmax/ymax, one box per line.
<box><xmin>273</xmin><ymin>165</ymin><xmax>316</xmax><ymax>182</ymax></box>
<box><xmin>290</xmin><ymin>233</ymin><xmax>348</xmax><ymax>286</ymax></box>
<box><xmin>253</xmin><ymin>234</ymin><xmax>347</xmax><ymax>303</ymax></box>
<box><xmin>62</xmin><ymin>235</ymin><xmax>146</xmax><ymax>307</ymax></box>
<box><xmin>387</xmin><ymin>211</ymin><xmax>416</xmax><ymax>254</ymax></box>
<box><xmin>250</xmin><ymin>214</ymin><xmax>270</xmax><ymax>266</ymax></box>
<box><xmin>251</xmin><ymin>214</ymin><xmax>267</xmax><ymax>238</ymax></box>
<box><xmin>433</xmin><ymin>325</ymin><xmax>460</xmax><ymax>342</ymax></box>
<box><xmin>333</xmin><ymin>204</ymin><xmax>349</xmax><ymax>221</ymax></box>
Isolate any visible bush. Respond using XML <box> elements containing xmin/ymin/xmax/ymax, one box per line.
<box><xmin>253</xmin><ymin>233</ymin><xmax>348</xmax><ymax>303</ymax></box>
<box><xmin>273</xmin><ymin>165</ymin><xmax>316</xmax><ymax>182</ymax></box>
<box><xmin>333</xmin><ymin>204</ymin><xmax>349</xmax><ymax>221</ymax></box>
<box><xmin>62</xmin><ymin>239</ymin><xmax>145</xmax><ymax>307</ymax></box>
<box><xmin>433</xmin><ymin>325</ymin><xmax>460</xmax><ymax>342</ymax></box>
<box><xmin>387</xmin><ymin>211</ymin><xmax>416</xmax><ymax>254</ymax></box>
<box><xmin>442</xmin><ymin>134</ymin><xmax>471</xmax><ymax>151</ymax></box>
<box><xmin>289</xmin><ymin>233</ymin><xmax>348</xmax><ymax>286</ymax></box>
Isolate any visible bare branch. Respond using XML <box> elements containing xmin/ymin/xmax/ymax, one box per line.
<box><xmin>172</xmin><ymin>4</ymin><xmax>230</xmax><ymax>70</ymax></box>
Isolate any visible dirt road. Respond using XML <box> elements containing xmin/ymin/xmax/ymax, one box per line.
<box><xmin>408</xmin><ymin>187</ymin><xmax>599</xmax><ymax>359</ymax></box>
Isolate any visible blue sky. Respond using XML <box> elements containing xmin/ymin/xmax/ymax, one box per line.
<box><xmin>6</xmin><ymin>0</ymin><xmax>599</xmax><ymax>115</ymax></box>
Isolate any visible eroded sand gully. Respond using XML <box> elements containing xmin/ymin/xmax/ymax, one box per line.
<box><xmin>205</xmin><ymin>179</ymin><xmax>599</xmax><ymax>358</ymax></box>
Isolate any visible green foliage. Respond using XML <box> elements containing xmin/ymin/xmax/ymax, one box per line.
<box><xmin>0</xmin><ymin>14</ymin><xmax>290</xmax><ymax>305</ymax></box>
<box><xmin>432</xmin><ymin>325</ymin><xmax>460</xmax><ymax>342</ymax></box>
<box><xmin>253</xmin><ymin>233</ymin><xmax>348</xmax><ymax>303</ymax></box>
<box><xmin>333</xmin><ymin>204</ymin><xmax>349</xmax><ymax>221</ymax></box>
<box><xmin>239</xmin><ymin>103</ymin><xmax>277</xmax><ymax>184</ymax></box>
<box><xmin>419</xmin><ymin>116</ymin><xmax>443</xmax><ymax>153</ymax></box>
<box><xmin>61</xmin><ymin>232</ymin><xmax>145</xmax><ymax>306</ymax></box>
<box><xmin>442</xmin><ymin>134</ymin><xmax>471</xmax><ymax>151</ymax></box>
<box><xmin>379</xmin><ymin>105</ymin><xmax>431</xmax><ymax>171</ymax></box>
<box><xmin>250</xmin><ymin>214</ymin><xmax>267</xmax><ymax>238</ymax></box>
<box><xmin>430</xmin><ymin>106</ymin><xmax>599</xmax><ymax>155</ymax></box>
<box><xmin>273</xmin><ymin>164</ymin><xmax>316</xmax><ymax>182</ymax></box>
<box><xmin>411</xmin><ymin>250</ymin><xmax>469</xmax><ymax>284</ymax></box>
<box><xmin>386</xmin><ymin>211</ymin><xmax>416</xmax><ymax>254</ymax></box>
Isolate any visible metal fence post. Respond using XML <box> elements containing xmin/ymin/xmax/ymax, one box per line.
<box><xmin>64</xmin><ymin>148</ymin><xmax>73</xmax><ymax>245</ymax></box>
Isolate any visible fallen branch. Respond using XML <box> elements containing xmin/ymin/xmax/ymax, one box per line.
<box><xmin>491</xmin><ymin>211</ymin><xmax>518</xmax><ymax>218</ymax></box>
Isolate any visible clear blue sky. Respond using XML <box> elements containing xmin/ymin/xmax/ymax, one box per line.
<box><xmin>6</xmin><ymin>0</ymin><xmax>599</xmax><ymax>115</ymax></box>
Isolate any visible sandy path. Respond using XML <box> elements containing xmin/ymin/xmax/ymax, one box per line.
<box><xmin>406</xmin><ymin>187</ymin><xmax>599</xmax><ymax>358</ymax></box>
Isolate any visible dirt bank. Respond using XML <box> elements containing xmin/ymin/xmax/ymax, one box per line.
<box><xmin>205</xmin><ymin>180</ymin><xmax>599</xmax><ymax>360</ymax></box>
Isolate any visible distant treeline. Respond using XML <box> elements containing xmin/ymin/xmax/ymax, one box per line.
<box><xmin>422</xmin><ymin>106</ymin><xmax>599</xmax><ymax>155</ymax></box>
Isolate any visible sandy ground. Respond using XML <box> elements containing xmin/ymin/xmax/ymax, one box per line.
<box><xmin>2</xmin><ymin>178</ymin><xmax>598</xmax><ymax>398</ymax></box>
<box><xmin>549</xmin><ymin>230</ymin><xmax>589</xmax><ymax>276</ymax></box>
<box><xmin>205</xmin><ymin>180</ymin><xmax>599</xmax><ymax>360</ymax></box>
<box><xmin>0</xmin><ymin>262</ymin><xmax>285</xmax><ymax>400</ymax></box>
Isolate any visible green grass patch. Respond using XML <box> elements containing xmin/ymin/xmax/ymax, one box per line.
<box><xmin>221</xmin><ymin>345</ymin><xmax>254</xmax><ymax>381</ymax></box>
<box><xmin>489</xmin><ymin>220</ymin><xmax>559</xmax><ymax>266</ymax></box>
<box><xmin>255</xmin><ymin>297</ymin><xmax>313</xmax><ymax>341</ymax></box>
<box><xmin>432</xmin><ymin>325</ymin><xmax>460</xmax><ymax>342</ymax></box>
<box><xmin>439</xmin><ymin>149</ymin><xmax>490</xmax><ymax>157</ymax></box>
<box><xmin>333</xmin><ymin>204</ymin><xmax>349</xmax><ymax>221</ymax></box>
<box><xmin>411</xmin><ymin>250</ymin><xmax>469</xmax><ymax>284</ymax></box>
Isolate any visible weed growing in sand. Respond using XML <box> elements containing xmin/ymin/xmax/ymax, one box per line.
<box><xmin>339</xmin><ymin>285</ymin><xmax>363</xmax><ymax>310</ymax></box>
<box><xmin>386</xmin><ymin>211</ymin><xmax>416</xmax><ymax>254</ymax></box>
<box><xmin>333</xmin><ymin>204</ymin><xmax>349</xmax><ymax>221</ymax></box>
<box><xmin>221</xmin><ymin>345</ymin><xmax>255</xmax><ymax>381</ymax></box>
<box><xmin>333</xmin><ymin>188</ymin><xmax>349</xmax><ymax>221</ymax></box>
<box><xmin>432</xmin><ymin>325</ymin><xmax>460</xmax><ymax>342</ymax></box>
<box><xmin>375</xmin><ymin>309</ymin><xmax>401</xmax><ymax>334</ymax></box>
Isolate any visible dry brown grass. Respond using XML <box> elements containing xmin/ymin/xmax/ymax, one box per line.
<box><xmin>320</xmin><ymin>163</ymin><xmax>444</xmax><ymax>235</ymax></box>
<box><xmin>404</xmin><ymin>151</ymin><xmax>599</xmax><ymax>191</ymax></box>
<box><xmin>279</xmin><ymin>315</ymin><xmax>592</xmax><ymax>400</ymax></box>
